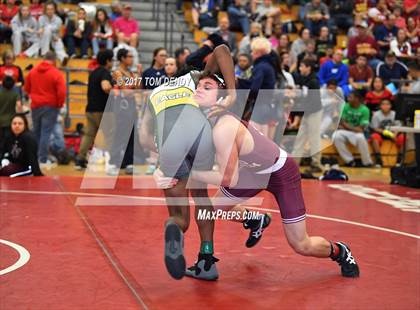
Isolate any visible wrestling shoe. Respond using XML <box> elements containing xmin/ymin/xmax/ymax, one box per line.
<box><xmin>243</xmin><ymin>213</ymin><xmax>271</xmax><ymax>248</ymax></box>
<box><xmin>185</xmin><ymin>253</ymin><xmax>219</xmax><ymax>281</ymax></box>
<box><xmin>164</xmin><ymin>221</ymin><xmax>186</xmax><ymax>280</ymax></box>
<box><xmin>331</xmin><ymin>242</ymin><xmax>360</xmax><ymax>278</ymax></box>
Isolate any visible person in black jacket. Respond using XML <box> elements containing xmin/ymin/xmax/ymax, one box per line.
<box><xmin>291</xmin><ymin>58</ymin><xmax>324</xmax><ymax>172</ymax></box>
<box><xmin>65</xmin><ymin>8</ymin><xmax>92</xmax><ymax>59</ymax></box>
<box><xmin>0</xmin><ymin>114</ymin><xmax>43</xmax><ymax>177</ymax></box>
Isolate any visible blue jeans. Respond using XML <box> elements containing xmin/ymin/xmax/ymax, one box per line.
<box><xmin>49</xmin><ymin>119</ymin><xmax>65</xmax><ymax>153</ymax></box>
<box><xmin>92</xmin><ymin>37</ymin><xmax>114</xmax><ymax>56</ymax></box>
<box><xmin>31</xmin><ymin>106</ymin><xmax>59</xmax><ymax>163</ymax></box>
<box><xmin>227</xmin><ymin>6</ymin><xmax>250</xmax><ymax>34</ymax></box>
<box><xmin>66</xmin><ymin>35</ymin><xmax>89</xmax><ymax>57</ymax></box>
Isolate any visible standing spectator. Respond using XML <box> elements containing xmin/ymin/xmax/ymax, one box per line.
<box><xmin>333</xmin><ymin>91</ymin><xmax>373</xmax><ymax>167</ymax></box>
<box><xmin>329</xmin><ymin>0</ymin><xmax>353</xmax><ymax>31</ymax></box>
<box><xmin>0</xmin><ymin>114</ymin><xmax>43</xmax><ymax>177</ymax></box>
<box><xmin>369</xmin><ymin>99</ymin><xmax>404</xmax><ymax>167</ymax></box>
<box><xmin>315</xmin><ymin>26</ymin><xmax>336</xmax><ymax>58</ymax></box>
<box><xmin>238</xmin><ymin>22</ymin><xmax>263</xmax><ymax>55</ymax></box>
<box><xmin>0</xmin><ymin>50</ymin><xmax>24</xmax><ymax>90</ymax></box>
<box><xmin>0</xmin><ymin>76</ymin><xmax>22</xmax><ymax>141</ymax></box>
<box><xmin>235</xmin><ymin>53</ymin><xmax>253</xmax><ymax>79</ymax></box>
<box><xmin>215</xmin><ymin>16</ymin><xmax>237</xmax><ymax>56</ymax></box>
<box><xmin>251</xmin><ymin>0</ymin><xmax>281</xmax><ymax>36</ymax></box>
<box><xmin>91</xmin><ymin>8</ymin><xmax>114</xmax><ymax>58</ymax></box>
<box><xmin>29</xmin><ymin>0</ymin><xmax>43</xmax><ymax>20</ymax></box>
<box><xmin>365</xmin><ymin>76</ymin><xmax>394</xmax><ymax>112</ymax></box>
<box><xmin>174</xmin><ymin>47</ymin><xmax>190</xmax><ymax>72</ymax></box>
<box><xmin>227</xmin><ymin>0</ymin><xmax>250</xmax><ymax>34</ymax></box>
<box><xmin>318</xmin><ymin>49</ymin><xmax>350</xmax><ymax>96</ymax></box>
<box><xmin>349</xmin><ymin>54</ymin><xmax>373</xmax><ymax>95</ymax></box>
<box><xmin>75</xmin><ymin>50</ymin><xmax>114</xmax><ymax>170</ymax></box>
<box><xmin>0</xmin><ymin>0</ymin><xmax>18</xmax><ymax>43</ymax></box>
<box><xmin>390</xmin><ymin>28</ymin><xmax>413</xmax><ymax>61</ymax></box>
<box><xmin>11</xmin><ymin>4</ymin><xmax>39</xmax><ymax>58</ymax></box>
<box><xmin>406</xmin><ymin>17</ymin><xmax>419</xmax><ymax>53</ymax></box>
<box><xmin>192</xmin><ymin>0</ymin><xmax>221</xmax><ymax>29</ymax></box>
<box><xmin>290</xmin><ymin>27</ymin><xmax>311</xmax><ymax>68</ymax></box>
<box><xmin>24</xmin><ymin>51</ymin><xmax>66</xmax><ymax>168</ymax></box>
<box><xmin>374</xmin><ymin>14</ymin><xmax>399</xmax><ymax>58</ymax></box>
<box><xmin>303</xmin><ymin>0</ymin><xmax>330</xmax><ymax>36</ymax></box>
<box><xmin>113</xmin><ymin>4</ymin><xmax>139</xmax><ymax>48</ymax></box>
<box><xmin>292</xmin><ymin>58</ymin><xmax>323</xmax><ymax>172</ymax></box>
<box><xmin>65</xmin><ymin>8</ymin><xmax>92</xmax><ymax>59</ymax></box>
<box><xmin>113</xmin><ymin>41</ymin><xmax>139</xmax><ymax>72</ymax></box>
<box><xmin>110</xmin><ymin>1</ymin><xmax>122</xmax><ymax>22</ymax></box>
<box><xmin>141</xmin><ymin>47</ymin><xmax>167</xmax><ymax>89</ymax></box>
<box><xmin>376</xmin><ymin>51</ymin><xmax>408</xmax><ymax>85</ymax></box>
<box><xmin>347</xmin><ymin>20</ymin><xmax>379</xmax><ymax>67</ymax></box>
<box><xmin>38</xmin><ymin>1</ymin><xmax>68</xmax><ymax>65</ymax></box>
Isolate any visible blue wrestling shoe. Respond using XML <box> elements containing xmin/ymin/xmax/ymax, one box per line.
<box><xmin>243</xmin><ymin>213</ymin><xmax>271</xmax><ymax>248</ymax></box>
<box><xmin>164</xmin><ymin>221</ymin><xmax>186</xmax><ymax>280</ymax></box>
<box><xmin>332</xmin><ymin>242</ymin><xmax>360</xmax><ymax>278</ymax></box>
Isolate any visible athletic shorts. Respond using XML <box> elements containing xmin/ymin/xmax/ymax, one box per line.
<box><xmin>220</xmin><ymin>156</ymin><xmax>306</xmax><ymax>224</ymax></box>
<box><xmin>156</xmin><ymin>105</ymin><xmax>215</xmax><ymax>179</ymax></box>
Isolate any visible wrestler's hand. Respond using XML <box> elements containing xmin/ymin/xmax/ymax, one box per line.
<box><xmin>153</xmin><ymin>168</ymin><xmax>178</xmax><ymax>189</ymax></box>
<box><xmin>207</xmin><ymin>94</ymin><xmax>236</xmax><ymax>118</ymax></box>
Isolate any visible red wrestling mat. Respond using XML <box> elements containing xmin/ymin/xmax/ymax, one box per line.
<box><xmin>0</xmin><ymin>176</ymin><xmax>419</xmax><ymax>310</ymax></box>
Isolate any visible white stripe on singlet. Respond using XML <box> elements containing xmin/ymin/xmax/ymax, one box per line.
<box><xmin>255</xmin><ymin>148</ymin><xmax>288</xmax><ymax>175</ymax></box>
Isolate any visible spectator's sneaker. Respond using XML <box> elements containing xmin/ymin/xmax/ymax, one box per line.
<box><xmin>74</xmin><ymin>158</ymin><xmax>87</xmax><ymax>170</ymax></box>
<box><xmin>164</xmin><ymin>221</ymin><xmax>185</xmax><ymax>280</ymax></box>
<box><xmin>243</xmin><ymin>213</ymin><xmax>271</xmax><ymax>248</ymax></box>
<box><xmin>344</xmin><ymin>160</ymin><xmax>356</xmax><ymax>167</ymax></box>
<box><xmin>39</xmin><ymin>160</ymin><xmax>57</xmax><ymax>170</ymax></box>
<box><xmin>185</xmin><ymin>253</ymin><xmax>219</xmax><ymax>281</ymax></box>
<box><xmin>331</xmin><ymin>242</ymin><xmax>360</xmax><ymax>278</ymax></box>
<box><xmin>106</xmin><ymin>165</ymin><xmax>119</xmax><ymax>176</ymax></box>
<box><xmin>310</xmin><ymin>164</ymin><xmax>323</xmax><ymax>173</ymax></box>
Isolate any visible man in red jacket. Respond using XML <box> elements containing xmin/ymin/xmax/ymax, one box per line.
<box><xmin>24</xmin><ymin>51</ymin><xmax>66</xmax><ymax>167</ymax></box>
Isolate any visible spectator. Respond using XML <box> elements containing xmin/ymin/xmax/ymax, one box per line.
<box><xmin>319</xmin><ymin>45</ymin><xmax>333</xmax><ymax>66</ymax></box>
<box><xmin>0</xmin><ymin>50</ymin><xmax>24</xmax><ymax>90</ymax></box>
<box><xmin>235</xmin><ymin>53</ymin><xmax>252</xmax><ymax>79</ymax></box>
<box><xmin>279</xmin><ymin>51</ymin><xmax>292</xmax><ymax>76</ymax></box>
<box><xmin>24</xmin><ymin>51</ymin><xmax>66</xmax><ymax>168</ymax></box>
<box><xmin>164</xmin><ymin>57</ymin><xmax>178</xmax><ymax>78</ymax></box>
<box><xmin>75</xmin><ymin>50</ymin><xmax>114</xmax><ymax>170</ymax></box>
<box><xmin>318</xmin><ymin>49</ymin><xmax>350</xmax><ymax>96</ymax></box>
<box><xmin>0</xmin><ymin>114</ymin><xmax>42</xmax><ymax>176</ymax></box>
<box><xmin>329</xmin><ymin>0</ymin><xmax>353</xmax><ymax>31</ymax></box>
<box><xmin>406</xmin><ymin>17</ymin><xmax>420</xmax><ymax>52</ymax></box>
<box><xmin>29</xmin><ymin>0</ymin><xmax>43</xmax><ymax>20</ymax></box>
<box><xmin>65</xmin><ymin>8</ymin><xmax>92</xmax><ymax>59</ymax></box>
<box><xmin>333</xmin><ymin>91</ymin><xmax>373</xmax><ymax>167</ymax></box>
<box><xmin>113</xmin><ymin>41</ymin><xmax>139</xmax><ymax>72</ymax></box>
<box><xmin>367</xmin><ymin>0</ymin><xmax>389</xmax><ymax>25</ymax></box>
<box><xmin>403</xmin><ymin>0</ymin><xmax>419</xmax><ymax>17</ymax></box>
<box><xmin>390</xmin><ymin>28</ymin><xmax>413</xmax><ymax>61</ymax></box>
<box><xmin>0</xmin><ymin>0</ymin><xmax>18</xmax><ymax>43</ymax></box>
<box><xmin>347</xmin><ymin>20</ymin><xmax>379</xmax><ymax>67</ymax></box>
<box><xmin>376</xmin><ymin>51</ymin><xmax>408</xmax><ymax>85</ymax></box>
<box><xmin>276</xmin><ymin>33</ymin><xmax>290</xmax><ymax>54</ymax></box>
<box><xmin>401</xmin><ymin>61</ymin><xmax>420</xmax><ymax>94</ymax></box>
<box><xmin>374</xmin><ymin>13</ymin><xmax>399</xmax><ymax>58</ymax></box>
<box><xmin>269</xmin><ymin>23</ymin><xmax>283</xmax><ymax>50</ymax></box>
<box><xmin>91</xmin><ymin>8</ymin><xmax>113</xmax><ymax>58</ymax></box>
<box><xmin>0</xmin><ymin>76</ymin><xmax>22</xmax><ymax>141</ymax></box>
<box><xmin>238</xmin><ymin>21</ymin><xmax>263</xmax><ymax>55</ymax></box>
<box><xmin>320</xmin><ymin>79</ymin><xmax>344</xmax><ymax>138</ymax></box>
<box><xmin>392</xmin><ymin>6</ymin><xmax>406</xmax><ymax>29</ymax></box>
<box><xmin>142</xmin><ymin>47</ymin><xmax>167</xmax><ymax>89</ymax></box>
<box><xmin>251</xmin><ymin>0</ymin><xmax>281</xmax><ymax>36</ymax></box>
<box><xmin>303</xmin><ymin>0</ymin><xmax>330</xmax><ymax>36</ymax></box>
<box><xmin>174</xmin><ymin>47</ymin><xmax>190</xmax><ymax>72</ymax></box>
<box><xmin>114</xmin><ymin>3</ymin><xmax>139</xmax><ymax>48</ymax></box>
<box><xmin>11</xmin><ymin>4</ymin><xmax>39</xmax><ymax>58</ymax></box>
<box><xmin>110</xmin><ymin>1</ymin><xmax>122</xmax><ymax>22</ymax></box>
<box><xmin>347</xmin><ymin>15</ymin><xmax>363</xmax><ymax>38</ymax></box>
<box><xmin>315</xmin><ymin>26</ymin><xmax>336</xmax><ymax>58</ymax></box>
<box><xmin>292</xmin><ymin>39</ymin><xmax>319</xmax><ymax>73</ymax></box>
<box><xmin>291</xmin><ymin>58</ymin><xmax>323</xmax><ymax>172</ymax></box>
<box><xmin>369</xmin><ymin>99</ymin><xmax>404</xmax><ymax>167</ymax></box>
<box><xmin>349</xmin><ymin>54</ymin><xmax>373</xmax><ymax>95</ymax></box>
<box><xmin>215</xmin><ymin>16</ymin><xmax>237</xmax><ymax>56</ymax></box>
<box><xmin>227</xmin><ymin>0</ymin><xmax>250</xmax><ymax>34</ymax></box>
<box><xmin>192</xmin><ymin>0</ymin><xmax>220</xmax><ymax>29</ymax></box>
<box><xmin>365</xmin><ymin>76</ymin><xmax>394</xmax><ymax>112</ymax></box>
<box><xmin>290</xmin><ymin>27</ymin><xmax>311</xmax><ymax>68</ymax></box>
<box><xmin>39</xmin><ymin>1</ymin><xmax>68</xmax><ymax>65</ymax></box>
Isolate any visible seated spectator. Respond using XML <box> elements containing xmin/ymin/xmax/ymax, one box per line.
<box><xmin>319</xmin><ymin>45</ymin><xmax>333</xmax><ymax>66</ymax></box>
<box><xmin>0</xmin><ymin>0</ymin><xmax>18</xmax><ymax>43</ymax></box>
<box><xmin>392</xmin><ymin>6</ymin><xmax>406</xmax><ymax>29</ymax></box>
<box><xmin>65</xmin><ymin>8</ymin><xmax>92</xmax><ymax>59</ymax></box>
<box><xmin>0</xmin><ymin>76</ymin><xmax>22</xmax><ymax>140</ymax></box>
<box><xmin>11</xmin><ymin>4</ymin><xmax>39</xmax><ymax>58</ymax></box>
<box><xmin>349</xmin><ymin>54</ymin><xmax>373</xmax><ymax>95</ymax></box>
<box><xmin>174</xmin><ymin>47</ymin><xmax>190</xmax><ymax>72</ymax></box>
<box><xmin>316</xmin><ymin>26</ymin><xmax>335</xmax><ymax>58</ymax></box>
<box><xmin>367</xmin><ymin>0</ymin><xmax>389</xmax><ymax>25</ymax></box>
<box><xmin>164</xmin><ymin>57</ymin><xmax>177</xmax><ymax>79</ymax></box>
<box><xmin>215</xmin><ymin>16</ymin><xmax>237</xmax><ymax>56</ymax></box>
<box><xmin>268</xmin><ymin>23</ymin><xmax>282</xmax><ymax>50</ymax></box>
<box><xmin>192</xmin><ymin>0</ymin><xmax>220</xmax><ymax>29</ymax></box>
<box><xmin>276</xmin><ymin>33</ymin><xmax>290</xmax><ymax>54</ymax></box>
<box><xmin>369</xmin><ymin>99</ymin><xmax>404</xmax><ymax>167</ymax></box>
<box><xmin>347</xmin><ymin>20</ymin><xmax>380</xmax><ymax>68</ymax></box>
<box><xmin>353</xmin><ymin>0</ymin><xmax>369</xmax><ymax>19</ymax></box>
<box><xmin>91</xmin><ymin>8</ymin><xmax>113</xmax><ymax>58</ymax></box>
<box><xmin>290</xmin><ymin>27</ymin><xmax>311</xmax><ymax>66</ymax></box>
<box><xmin>142</xmin><ymin>47</ymin><xmax>167</xmax><ymax>90</ymax></box>
<box><xmin>404</xmin><ymin>0</ymin><xmax>419</xmax><ymax>18</ymax></box>
<box><xmin>365</xmin><ymin>76</ymin><xmax>394</xmax><ymax>112</ymax></box>
<box><xmin>0</xmin><ymin>114</ymin><xmax>43</xmax><ymax>177</ymax></box>
<box><xmin>401</xmin><ymin>61</ymin><xmax>420</xmax><ymax>94</ymax></box>
<box><xmin>376</xmin><ymin>51</ymin><xmax>408</xmax><ymax>85</ymax></box>
<box><xmin>347</xmin><ymin>15</ymin><xmax>363</xmax><ymax>38</ymax></box>
<box><xmin>293</xmin><ymin>39</ymin><xmax>319</xmax><ymax>73</ymax></box>
<box><xmin>29</xmin><ymin>0</ymin><xmax>43</xmax><ymax>20</ymax></box>
<box><xmin>333</xmin><ymin>91</ymin><xmax>373</xmax><ymax>167</ymax></box>
<box><xmin>303</xmin><ymin>0</ymin><xmax>330</xmax><ymax>36</ymax></box>
<box><xmin>320</xmin><ymin>79</ymin><xmax>344</xmax><ymax>138</ymax></box>
<box><xmin>114</xmin><ymin>4</ymin><xmax>139</xmax><ymax>48</ymax></box>
<box><xmin>406</xmin><ymin>17</ymin><xmax>420</xmax><ymax>53</ymax></box>
<box><xmin>227</xmin><ymin>0</ymin><xmax>251</xmax><ymax>34</ymax></box>
<box><xmin>238</xmin><ymin>22</ymin><xmax>263</xmax><ymax>55</ymax></box>
<box><xmin>318</xmin><ymin>49</ymin><xmax>350</xmax><ymax>96</ymax></box>
<box><xmin>39</xmin><ymin>1</ymin><xmax>68</xmax><ymax>65</ymax></box>
<box><xmin>110</xmin><ymin>1</ymin><xmax>122</xmax><ymax>22</ymax></box>
<box><xmin>0</xmin><ymin>50</ymin><xmax>24</xmax><ymax>96</ymax></box>
<box><xmin>251</xmin><ymin>0</ymin><xmax>281</xmax><ymax>36</ymax></box>
<box><xmin>374</xmin><ymin>14</ymin><xmax>399</xmax><ymax>58</ymax></box>
<box><xmin>279</xmin><ymin>51</ymin><xmax>292</xmax><ymax>76</ymax></box>
<box><xmin>390</xmin><ymin>28</ymin><xmax>413</xmax><ymax>61</ymax></box>
<box><xmin>235</xmin><ymin>53</ymin><xmax>252</xmax><ymax>79</ymax></box>
<box><xmin>329</xmin><ymin>0</ymin><xmax>353</xmax><ymax>31</ymax></box>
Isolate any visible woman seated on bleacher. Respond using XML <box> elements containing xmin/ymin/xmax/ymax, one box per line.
<box><xmin>91</xmin><ymin>8</ymin><xmax>113</xmax><ymax>59</ymax></box>
<box><xmin>11</xmin><ymin>4</ymin><xmax>40</xmax><ymax>58</ymax></box>
<box><xmin>65</xmin><ymin>8</ymin><xmax>92</xmax><ymax>59</ymax></box>
<box><xmin>0</xmin><ymin>0</ymin><xmax>19</xmax><ymax>43</ymax></box>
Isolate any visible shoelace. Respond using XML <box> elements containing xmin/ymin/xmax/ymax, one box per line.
<box><xmin>345</xmin><ymin>251</ymin><xmax>356</xmax><ymax>265</ymax></box>
<box><xmin>251</xmin><ymin>216</ymin><xmax>265</xmax><ymax>238</ymax></box>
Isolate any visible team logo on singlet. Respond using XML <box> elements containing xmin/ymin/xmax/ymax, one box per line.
<box><xmin>150</xmin><ymin>87</ymin><xmax>198</xmax><ymax>114</ymax></box>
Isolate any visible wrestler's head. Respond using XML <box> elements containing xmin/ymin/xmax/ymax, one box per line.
<box><xmin>194</xmin><ymin>72</ymin><xmax>225</xmax><ymax>108</ymax></box>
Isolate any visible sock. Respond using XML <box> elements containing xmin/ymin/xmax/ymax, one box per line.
<box><xmin>329</xmin><ymin>242</ymin><xmax>340</xmax><ymax>259</ymax></box>
<box><xmin>200</xmin><ymin>241</ymin><xmax>214</xmax><ymax>255</ymax></box>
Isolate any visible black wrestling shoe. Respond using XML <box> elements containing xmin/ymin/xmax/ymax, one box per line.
<box><xmin>243</xmin><ymin>213</ymin><xmax>271</xmax><ymax>248</ymax></box>
<box><xmin>185</xmin><ymin>253</ymin><xmax>219</xmax><ymax>281</ymax></box>
<box><xmin>164</xmin><ymin>221</ymin><xmax>186</xmax><ymax>280</ymax></box>
<box><xmin>331</xmin><ymin>242</ymin><xmax>360</xmax><ymax>278</ymax></box>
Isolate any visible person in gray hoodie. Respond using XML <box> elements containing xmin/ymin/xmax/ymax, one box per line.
<box><xmin>38</xmin><ymin>1</ymin><xmax>68</xmax><ymax>65</ymax></box>
<box><xmin>11</xmin><ymin>4</ymin><xmax>39</xmax><ymax>58</ymax></box>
